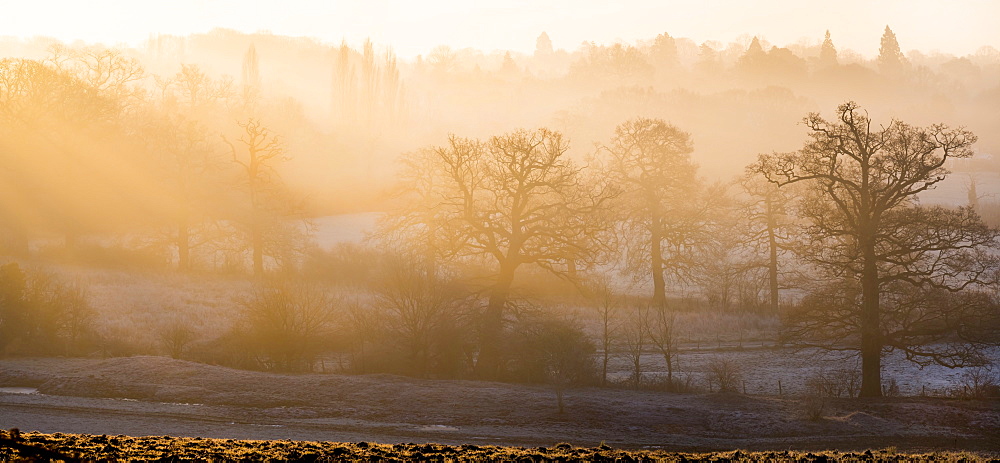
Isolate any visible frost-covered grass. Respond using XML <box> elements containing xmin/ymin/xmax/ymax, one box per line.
<box><xmin>603</xmin><ymin>345</ymin><xmax>1000</xmax><ymax>397</ymax></box>
<box><xmin>39</xmin><ymin>264</ymin><xmax>250</xmax><ymax>355</ymax></box>
<box><xmin>31</xmin><ymin>261</ymin><xmax>1000</xmax><ymax>399</ymax></box>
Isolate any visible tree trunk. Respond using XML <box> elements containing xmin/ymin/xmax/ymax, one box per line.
<box><xmin>650</xmin><ymin>218</ymin><xmax>666</xmax><ymax>309</ymax></box>
<box><xmin>766</xmin><ymin>196</ymin><xmax>780</xmax><ymax>312</ymax></box>
<box><xmin>859</xmin><ymin>234</ymin><xmax>882</xmax><ymax>397</ymax></box>
<box><xmin>475</xmin><ymin>262</ymin><xmax>517</xmax><ymax>379</ymax></box>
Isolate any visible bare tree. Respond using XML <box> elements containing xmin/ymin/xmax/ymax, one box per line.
<box><xmin>586</xmin><ymin>277</ymin><xmax>620</xmax><ymax>386</ymax></box>
<box><xmin>145</xmin><ymin>115</ymin><xmax>225</xmax><ymax>271</ymax></box>
<box><xmin>331</xmin><ymin>41</ymin><xmax>356</xmax><ymax>126</ymax></box>
<box><xmin>239</xmin><ymin>280</ymin><xmax>339</xmax><ymax>372</ymax></box>
<box><xmin>754</xmin><ymin>101</ymin><xmax>999</xmax><ymax>397</ymax></box>
<box><xmin>0</xmin><ymin>56</ymin><xmax>148</xmax><ymax>250</ymax></box>
<box><xmin>602</xmin><ymin>118</ymin><xmax>719</xmax><ymax>310</ymax></box>
<box><xmin>398</xmin><ymin>128</ymin><xmax>616</xmax><ymax>378</ymax></box>
<box><xmin>225</xmin><ymin>118</ymin><xmax>302</xmax><ymax>277</ymax></box>
<box><xmin>374</xmin><ymin>147</ymin><xmax>455</xmax><ymax>280</ymax></box>
<box><xmin>151</xmin><ymin>64</ymin><xmax>235</xmax><ymax>270</ymax></box>
<box><xmin>372</xmin><ymin>257</ymin><xmax>469</xmax><ymax>377</ymax></box>
<box><xmin>646</xmin><ymin>303</ymin><xmax>678</xmax><ymax>388</ymax></box>
<box><xmin>738</xmin><ymin>174</ymin><xmax>796</xmax><ymax>312</ymax></box>
<box><xmin>621</xmin><ymin>303</ymin><xmax>648</xmax><ymax>388</ymax></box>
<box><xmin>514</xmin><ymin>314</ymin><xmax>596</xmax><ymax>413</ymax></box>
<box><xmin>0</xmin><ymin>59</ymin><xmax>82</xmax><ymax>253</ymax></box>
<box><xmin>47</xmin><ymin>45</ymin><xmax>145</xmax><ymax>118</ymax></box>
<box><xmin>171</xmin><ymin>64</ymin><xmax>234</xmax><ymax>119</ymax></box>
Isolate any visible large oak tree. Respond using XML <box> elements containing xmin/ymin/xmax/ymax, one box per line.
<box><xmin>754</xmin><ymin>102</ymin><xmax>999</xmax><ymax>397</ymax></box>
<box><xmin>386</xmin><ymin>128</ymin><xmax>615</xmax><ymax>378</ymax></box>
<box><xmin>601</xmin><ymin>118</ymin><xmax>699</xmax><ymax>310</ymax></box>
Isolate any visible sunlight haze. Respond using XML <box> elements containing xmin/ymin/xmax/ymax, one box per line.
<box><xmin>1</xmin><ymin>1</ymin><xmax>999</xmax><ymax>459</ymax></box>
<box><xmin>6</xmin><ymin>0</ymin><xmax>998</xmax><ymax>57</ymax></box>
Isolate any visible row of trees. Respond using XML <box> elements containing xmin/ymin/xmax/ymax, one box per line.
<box><xmin>375</xmin><ymin>102</ymin><xmax>999</xmax><ymax>396</ymax></box>
<box><xmin>0</xmin><ymin>47</ymin><xmax>307</xmax><ymax>276</ymax></box>
<box><xmin>224</xmin><ymin>102</ymin><xmax>997</xmax><ymax>400</ymax></box>
<box><xmin>0</xmin><ymin>263</ymin><xmax>92</xmax><ymax>356</ymax></box>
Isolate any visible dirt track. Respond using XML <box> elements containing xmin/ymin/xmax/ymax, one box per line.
<box><xmin>0</xmin><ymin>357</ymin><xmax>997</xmax><ymax>452</ymax></box>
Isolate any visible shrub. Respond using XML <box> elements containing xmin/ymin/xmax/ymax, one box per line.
<box><xmin>157</xmin><ymin>317</ymin><xmax>198</xmax><ymax>359</ymax></box>
<box><xmin>510</xmin><ymin>315</ymin><xmax>597</xmax><ymax>412</ymax></box>
<box><xmin>0</xmin><ymin>262</ymin><xmax>96</xmax><ymax>356</ymax></box>
<box><xmin>707</xmin><ymin>357</ymin><xmax>743</xmax><ymax>393</ymax></box>
<box><xmin>370</xmin><ymin>259</ymin><xmax>471</xmax><ymax>377</ymax></box>
<box><xmin>643</xmin><ymin>373</ymin><xmax>701</xmax><ymax>393</ymax></box>
<box><xmin>803</xmin><ymin>396</ymin><xmax>826</xmax><ymax>421</ymax></box>
<box><xmin>882</xmin><ymin>377</ymin><xmax>901</xmax><ymax>397</ymax></box>
<box><xmin>951</xmin><ymin>365</ymin><xmax>1000</xmax><ymax>399</ymax></box>
<box><xmin>342</xmin><ymin>258</ymin><xmax>474</xmax><ymax>378</ymax></box>
<box><xmin>806</xmin><ymin>368</ymin><xmax>861</xmax><ymax>398</ymax></box>
<box><xmin>236</xmin><ymin>280</ymin><xmax>341</xmax><ymax>372</ymax></box>
<box><xmin>510</xmin><ymin>315</ymin><xmax>597</xmax><ymax>385</ymax></box>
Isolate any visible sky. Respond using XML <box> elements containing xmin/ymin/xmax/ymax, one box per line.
<box><xmin>3</xmin><ymin>0</ymin><xmax>998</xmax><ymax>58</ymax></box>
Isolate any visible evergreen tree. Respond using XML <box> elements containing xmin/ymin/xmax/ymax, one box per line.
<box><xmin>819</xmin><ymin>30</ymin><xmax>838</xmax><ymax>67</ymax></box>
<box><xmin>241</xmin><ymin>44</ymin><xmax>261</xmax><ymax>111</ymax></box>
<box><xmin>501</xmin><ymin>51</ymin><xmax>518</xmax><ymax>75</ymax></box>
<box><xmin>737</xmin><ymin>37</ymin><xmax>768</xmax><ymax>76</ymax></box>
<box><xmin>877</xmin><ymin>26</ymin><xmax>908</xmax><ymax>76</ymax></box>
<box><xmin>535</xmin><ymin>32</ymin><xmax>553</xmax><ymax>56</ymax></box>
<box><xmin>650</xmin><ymin>32</ymin><xmax>679</xmax><ymax>71</ymax></box>
<box><xmin>746</xmin><ymin>37</ymin><xmax>765</xmax><ymax>57</ymax></box>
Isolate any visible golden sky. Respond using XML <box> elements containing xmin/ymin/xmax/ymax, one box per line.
<box><xmin>4</xmin><ymin>0</ymin><xmax>998</xmax><ymax>58</ymax></box>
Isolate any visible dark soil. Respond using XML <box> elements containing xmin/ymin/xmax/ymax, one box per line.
<box><xmin>0</xmin><ymin>430</ymin><xmax>995</xmax><ymax>462</ymax></box>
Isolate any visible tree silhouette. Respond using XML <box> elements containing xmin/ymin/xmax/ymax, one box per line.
<box><xmin>147</xmin><ymin>114</ymin><xmax>222</xmax><ymax>271</ymax></box>
<box><xmin>754</xmin><ymin>102</ymin><xmax>998</xmax><ymax>397</ymax></box>
<box><xmin>240</xmin><ymin>280</ymin><xmax>338</xmax><ymax>371</ymax></box>
<box><xmin>401</xmin><ymin>129</ymin><xmax>616</xmax><ymax>378</ymax></box>
<box><xmin>877</xmin><ymin>26</ymin><xmax>908</xmax><ymax>77</ymax></box>
<box><xmin>739</xmin><ymin>37</ymin><xmax>766</xmax><ymax>68</ymax></box>
<box><xmin>601</xmin><ymin>118</ymin><xmax>706</xmax><ymax>310</ymax></box>
<box><xmin>739</xmin><ymin>174</ymin><xmax>796</xmax><ymax>312</ymax></box>
<box><xmin>819</xmin><ymin>30</ymin><xmax>838</xmax><ymax>68</ymax></box>
<box><xmin>372</xmin><ymin>257</ymin><xmax>468</xmax><ymax>377</ymax></box>
<box><xmin>156</xmin><ymin>64</ymin><xmax>233</xmax><ymax>270</ymax></box>
<box><xmin>0</xmin><ymin>56</ymin><xmax>148</xmax><ymax>250</ymax></box>
<box><xmin>375</xmin><ymin>147</ymin><xmax>453</xmax><ymax>279</ymax></box>
<box><xmin>535</xmin><ymin>32</ymin><xmax>553</xmax><ymax>57</ymax></box>
<box><xmin>225</xmin><ymin>119</ymin><xmax>299</xmax><ymax>277</ymax></box>
<box><xmin>649</xmin><ymin>32</ymin><xmax>679</xmax><ymax>74</ymax></box>
<box><xmin>241</xmin><ymin>44</ymin><xmax>261</xmax><ymax>112</ymax></box>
